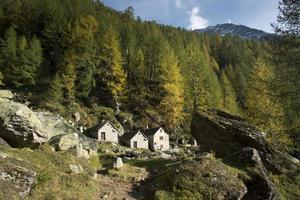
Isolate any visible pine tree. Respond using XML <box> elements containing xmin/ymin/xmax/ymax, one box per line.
<box><xmin>0</xmin><ymin>26</ymin><xmax>17</xmax><ymax>86</ymax></box>
<box><xmin>0</xmin><ymin>27</ymin><xmax>42</xmax><ymax>88</ymax></box>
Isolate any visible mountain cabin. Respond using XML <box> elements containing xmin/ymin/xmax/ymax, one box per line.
<box><xmin>144</xmin><ymin>127</ymin><xmax>169</xmax><ymax>151</ymax></box>
<box><xmin>119</xmin><ymin>131</ymin><xmax>148</xmax><ymax>149</ymax></box>
<box><xmin>88</xmin><ymin>120</ymin><xmax>120</xmax><ymax>143</ymax></box>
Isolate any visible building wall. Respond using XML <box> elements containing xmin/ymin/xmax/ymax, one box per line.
<box><xmin>130</xmin><ymin>132</ymin><xmax>148</xmax><ymax>149</ymax></box>
<box><xmin>152</xmin><ymin>128</ymin><xmax>169</xmax><ymax>151</ymax></box>
<box><xmin>97</xmin><ymin>122</ymin><xmax>119</xmax><ymax>143</ymax></box>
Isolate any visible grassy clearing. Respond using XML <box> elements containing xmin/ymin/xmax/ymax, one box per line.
<box><xmin>0</xmin><ymin>144</ymin><xmax>101</xmax><ymax>200</ymax></box>
<box><xmin>107</xmin><ymin>164</ymin><xmax>148</xmax><ymax>183</ymax></box>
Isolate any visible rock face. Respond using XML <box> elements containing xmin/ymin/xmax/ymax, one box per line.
<box><xmin>0</xmin><ymin>90</ymin><xmax>98</xmax><ymax>158</ymax></box>
<box><xmin>0</xmin><ymin>138</ymin><xmax>10</xmax><ymax>147</ymax></box>
<box><xmin>0</xmin><ymin>97</ymin><xmax>49</xmax><ymax>147</ymax></box>
<box><xmin>235</xmin><ymin>148</ymin><xmax>279</xmax><ymax>200</ymax></box>
<box><xmin>191</xmin><ymin>110</ymin><xmax>271</xmax><ymax>157</ymax></box>
<box><xmin>191</xmin><ymin>110</ymin><xmax>287</xmax><ymax>200</ymax></box>
<box><xmin>0</xmin><ymin>90</ymin><xmax>14</xmax><ymax>99</ymax></box>
<box><xmin>0</xmin><ymin>154</ymin><xmax>36</xmax><ymax>199</ymax></box>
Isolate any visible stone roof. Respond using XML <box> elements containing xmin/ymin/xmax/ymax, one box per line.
<box><xmin>144</xmin><ymin>127</ymin><xmax>161</xmax><ymax>137</ymax></box>
<box><xmin>119</xmin><ymin>131</ymin><xmax>147</xmax><ymax>142</ymax></box>
<box><xmin>87</xmin><ymin>120</ymin><xmax>120</xmax><ymax>134</ymax></box>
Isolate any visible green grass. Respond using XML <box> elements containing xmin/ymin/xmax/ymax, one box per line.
<box><xmin>126</xmin><ymin>158</ymin><xmax>174</xmax><ymax>172</ymax></box>
<box><xmin>0</xmin><ymin>144</ymin><xmax>101</xmax><ymax>200</ymax></box>
<box><xmin>151</xmin><ymin>155</ymin><xmax>247</xmax><ymax>200</ymax></box>
<box><xmin>271</xmin><ymin>170</ymin><xmax>300</xmax><ymax>200</ymax></box>
<box><xmin>107</xmin><ymin>164</ymin><xmax>148</xmax><ymax>183</ymax></box>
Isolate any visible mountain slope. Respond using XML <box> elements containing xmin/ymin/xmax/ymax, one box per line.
<box><xmin>195</xmin><ymin>23</ymin><xmax>272</xmax><ymax>39</ymax></box>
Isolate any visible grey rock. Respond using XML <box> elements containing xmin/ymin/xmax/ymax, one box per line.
<box><xmin>191</xmin><ymin>110</ymin><xmax>286</xmax><ymax>199</ymax></box>
<box><xmin>0</xmin><ymin>156</ymin><xmax>36</xmax><ymax>199</ymax></box>
<box><xmin>113</xmin><ymin>157</ymin><xmax>123</xmax><ymax>169</ymax></box>
<box><xmin>0</xmin><ymin>91</ymin><xmax>98</xmax><ymax>158</ymax></box>
<box><xmin>0</xmin><ymin>90</ymin><xmax>14</xmax><ymax>99</ymax></box>
<box><xmin>49</xmin><ymin>133</ymin><xmax>97</xmax><ymax>159</ymax></box>
<box><xmin>49</xmin><ymin>133</ymin><xmax>79</xmax><ymax>151</ymax></box>
<box><xmin>0</xmin><ymin>138</ymin><xmax>10</xmax><ymax>147</ymax></box>
<box><xmin>235</xmin><ymin>148</ymin><xmax>279</xmax><ymax>200</ymax></box>
<box><xmin>74</xmin><ymin>112</ymin><xmax>80</xmax><ymax>122</ymax></box>
<box><xmin>69</xmin><ymin>164</ymin><xmax>83</xmax><ymax>174</ymax></box>
<box><xmin>0</xmin><ymin>98</ymin><xmax>48</xmax><ymax>147</ymax></box>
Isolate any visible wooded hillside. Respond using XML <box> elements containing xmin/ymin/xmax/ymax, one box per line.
<box><xmin>0</xmin><ymin>0</ymin><xmax>298</xmax><ymax>153</ymax></box>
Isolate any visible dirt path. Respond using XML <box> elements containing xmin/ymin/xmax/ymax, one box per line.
<box><xmin>96</xmin><ymin>171</ymin><xmax>150</xmax><ymax>200</ymax></box>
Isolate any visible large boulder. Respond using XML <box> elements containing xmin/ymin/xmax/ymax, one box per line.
<box><xmin>49</xmin><ymin>133</ymin><xmax>97</xmax><ymax>159</ymax></box>
<box><xmin>0</xmin><ymin>90</ymin><xmax>98</xmax><ymax>158</ymax></box>
<box><xmin>191</xmin><ymin>109</ymin><xmax>271</xmax><ymax>157</ymax></box>
<box><xmin>36</xmin><ymin>112</ymin><xmax>79</xmax><ymax>138</ymax></box>
<box><xmin>191</xmin><ymin>110</ymin><xmax>299</xmax><ymax>200</ymax></box>
<box><xmin>235</xmin><ymin>148</ymin><xmax>279</xmax><ymax>200</ymax></box>
<box><xmin>0</xmin><ymin>98</ymin><xmax>49</xmax><ymax>147</ymax></box>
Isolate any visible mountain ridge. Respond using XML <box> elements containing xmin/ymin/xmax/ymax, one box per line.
<box><xmin>195</xmin><ymin>23</ymin><xmax>273</xmax><ymax>39</ymax></box>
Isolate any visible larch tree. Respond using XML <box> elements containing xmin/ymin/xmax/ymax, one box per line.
<box><xmin>158</xmin><ymin>47</ymin><xmax>184</xmax><ymax>130</ymax></box>
<box><xmin>245</xmin><ymin>57</ymin><xmax>292</xmax><ymax>152</ymax></box>
<box><xmin>100</xmin><ymin>26</ymin><xmax>127</xmax><ymax>106</ymax></box>
<box><xmin>271</xmin><ymin>0</ymin><xmax>300</xmax><ymax>152</ymax></box>
<box><xmin>220</xmin><ymin>70</ymin><xmax>240</xmax><ymax>115</ymax></box>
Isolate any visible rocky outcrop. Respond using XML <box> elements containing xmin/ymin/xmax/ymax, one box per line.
<box><xmin>191</xmin><ymin>110</ymin><xmax>271</xmax><ymax>157</ymax></box>
<box><xmin>191</xmin><ymin>110</ymin><xmax>293</xmax><ymax>200</ymax></box>
<box><xmin>0</xmin><ymin>90</ymin><xmax>97</xmax><ymax>158</ymax></box>
<box><xmin>0</xmin><ymin>97</ymin><xmax>49</xmax><ymax>147</ymax></box>
<box><xmin>0</xmin><ymin>138</ymin><xmax>10</xmax><ymax>147</ymax></box>
<box><xmin>0</xmin><ymin>90</ymin><xmax>14</xmax><ymax>99</ymax></box>
<box><xmin>0</xmin><ymin>153</ymin><xmax>36</xmax><ymax>199</ymax></box>
<box><xmin>235</xmin><ymin>148</ymin><xmax>279</xmax><ymax>200</ymax></box>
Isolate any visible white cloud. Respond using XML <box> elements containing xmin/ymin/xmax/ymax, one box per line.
<box><xmin>175</xmin><ymin>0</ymin><xmax>182</xmax><ymax>8</ymax></box>
<box><xmin>188</xmin><ymin>7</ymin><xmax>208</xmax><ymax>30</ymax></box>
<box><xmin>227</xmin><ymin>19</ymin><xmax>233</xmax><ymax>23</ymax></box>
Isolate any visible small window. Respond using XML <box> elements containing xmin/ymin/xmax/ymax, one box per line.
<box><xmin>144</xmin><ymin>138</ymin><xmax>147</xmax><ymax>141</ymax></box>
<box><xmin>160</xmin><ymin>136</ymin><xmax>164</xmax><ymax>140</ymax></box>
<box><xmin>160</xmin><ymin>129</ymin><xmax>162</xmax><ymax>132</ymax></box>
<box><xmin>101</xmin><ymin>132</ymin><xmax>106</xmax><ymax>140</ymax></box>
<box><xmin>112</xmin><ymin>129</ymin><xmax>116</xmax><ymax>132</ymax></box>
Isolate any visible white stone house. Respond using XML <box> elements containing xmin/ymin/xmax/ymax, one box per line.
<box><xmin>144</xmin><ymin>127</ymin><xmax>169</xmax><ymax>151</ymax></box>
<box><xmin>119</xmin><ymin>131</ymin><xmax>148</xmax><ymax>149</ymax></box>
<box><xmin>88</xmin><ymin>121</ymin><xmax>120</xmax><ymax>143</ymax></box>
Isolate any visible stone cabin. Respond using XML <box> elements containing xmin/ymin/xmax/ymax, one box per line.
<box><xmin>144</xmin><ymin>127</ymin><xmax>169</xmax><ymax>151</ymax></box>
<box><xmin>119</xmin><ymin>130</ymin><xmax>148</xmax><ymax>149</ymax></box>
<box><xmin>87</xmin><ymin>121</ymin><xmax>120</xmax><ymax>143</ymax></box>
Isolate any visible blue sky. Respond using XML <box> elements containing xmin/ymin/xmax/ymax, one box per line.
<box><xmin>101</xmin><ymin>0</ymin><xmax>279</xmax><ymax>33</ymax></box>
